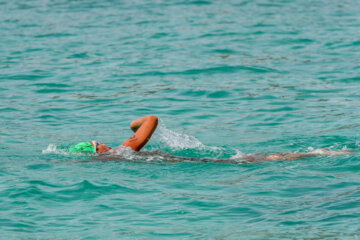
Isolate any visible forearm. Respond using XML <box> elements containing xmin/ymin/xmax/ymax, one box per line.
<box><xmin>130</xmin><ymin>116</ymin><xmax>148</xmax><ymax>132</ymax></box>
<box><xmin>130</xmin><ymin>115</ymin><xmax>158</xmax><ymax>131</ymax></box>
<box><xmin>122</xmin><ymin>115</ymin><xmax>158</xmax><ymax>151</ymax></box>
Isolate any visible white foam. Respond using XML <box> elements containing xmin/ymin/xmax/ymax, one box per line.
<box><xmin>42</xmin><ymin>144</ymin><xmax>56</xmax><ymax>154</ymax></box>
<box><xmin>108</xmin><ymin>146</ymin><xmax>135</xmax><ymax>158</ymax></box>
<box><xmin>156</xmin><ymin>122</ymin><xmax>222</xmax><ymax>154</ymax></box>
<box><xmin>307</xmin><ymin>146</ymin><xmax>350</xmax><ymax>155</ymax></box>
<box><xmin>307</xmin><ymin>147</ymin><xmax>326</xmax><ymax>154</ymax></box>
<box><xmin>229</xmin><ymin>149</ymin><xmax>245</xmax><ymax>159</ymax></box>
<box><xmin>157</xmin><ymin>123</ymin><xmax>204</xmax><ymax>149</ymax></box>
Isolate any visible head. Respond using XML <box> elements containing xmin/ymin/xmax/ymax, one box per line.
<box><xmin>90</xmin><ymin>141</ymin><xmax>112</xmax><ymax>153</ymax></box>
<box><xmin>69</xmin><ymin>141</ymin><xmax>111</xmax><ymax>154</ymax></box>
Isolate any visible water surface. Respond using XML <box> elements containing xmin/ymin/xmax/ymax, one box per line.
<box><xmin>1</xmin><ymin>0</ymin><xmax>360</xmax><ymax>239</ymax></box>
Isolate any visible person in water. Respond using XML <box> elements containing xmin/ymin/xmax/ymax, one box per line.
<box><xmin>69</xmin><ymin>115</ymin><xmax>158</xmax><ymax>154</ymax></box>
<box><xmin>69</xmin><ymin>115</ymin><xmax>348</xmax><ymax>161</ymax></box>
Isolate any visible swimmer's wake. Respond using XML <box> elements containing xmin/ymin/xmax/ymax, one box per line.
<box><xmin>42</xmin><ymin>115</ymin><xmax>351</xmax><ymax>163</ymax></box>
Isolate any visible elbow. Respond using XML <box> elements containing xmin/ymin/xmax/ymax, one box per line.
<box><xmin>147</xmin><ymin>115</ymin><xmax>158</xmax><ymax>123</ymax></box>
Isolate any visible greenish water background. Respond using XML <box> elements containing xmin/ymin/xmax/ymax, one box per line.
<box><xmin>1</xmin><ymin>0</ymin><xmax>360</xmax><ymax>239</ymax></box>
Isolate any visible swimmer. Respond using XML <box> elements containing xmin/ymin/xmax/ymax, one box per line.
<box><xmin>69</xmin><ymin>115</ymin><xmax>158</xmax><ymax>154</ymax></box>
<box><xmin>69</xmin><ymin>115</ymin><xmax>349</xmax><ymax>161</ymax></box>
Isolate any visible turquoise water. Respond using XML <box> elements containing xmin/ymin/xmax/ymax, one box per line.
<box><xmin>1</xmin><ymin>0</ymin><xmax>360</xmax><ymax>238</ymax></box>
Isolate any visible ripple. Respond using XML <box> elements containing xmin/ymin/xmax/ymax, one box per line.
<box><xmin>34</xmin><ymin>33</ymin><xmax>76</xmax><ymax>38</ymax></box>
<box><xmin>132</xmin><ymin>65</ymin><xmax>280</xmax><ymax>77</ymax></box>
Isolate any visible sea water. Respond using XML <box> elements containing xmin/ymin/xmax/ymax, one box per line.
<box><xmin>1</xmin><ymin>0</ymin><xmax>360</xmax><ymax>239</ymax></box>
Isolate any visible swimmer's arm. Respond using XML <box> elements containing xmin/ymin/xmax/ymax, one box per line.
<box><xmin>121</xmin><ymin>115</ymin><xmax>158</xmax><ymax>151</ymax></box>
<box><xmin>130</xmin><ymin>116</ymin><xmax>146</xmax><ymax>132</ymax></box>
<box><xmin>265</xmin><ymin>153</ymin><xmax>318</xmax><ymax>161</ymax></box>
<box><xmin>265</xmin><ymin>149</ymin><xmax>350</xmax><ymax>161</ymax></box>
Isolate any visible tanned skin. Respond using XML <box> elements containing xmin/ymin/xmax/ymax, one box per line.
<box><xmin>121</xmin><ymin>115</ymin><xmax>158</xmax><ymax>151</ymax></box>
<box><xmin>91</xmin><ymin>115</ymin><xmax>348</xmax><ymax>160</ymax></box>
<box><xmin>91</xmin><ymin>115</ymin><xmax>158</xmax><ymax>153</ymax></box>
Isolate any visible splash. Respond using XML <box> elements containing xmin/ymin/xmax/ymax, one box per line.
<box><xmin>229</xmin><ymin>149</ymin><xmax>245</xmax><ymax>160</ymax></box>
<box><xmin>156</xmin><ymin>122</ymin><xmax>223</xmax><ymax>154</ymax></box>
<box><xmin>42</xmin><ymin>144</ymin><xmax>63</xmax><ymax>154</ymax></box>
<box><xmin>157</xmin><ymin>123</ymin><xmax>204</xmax><ymax>150</ymax></box>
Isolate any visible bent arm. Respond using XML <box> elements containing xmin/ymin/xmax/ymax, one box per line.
<box><xmin>121</xmin><ymin>115</ymin><xmax>158</xmax><ymax>151</ymax></box>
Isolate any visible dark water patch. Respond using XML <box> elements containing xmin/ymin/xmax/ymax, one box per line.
<box><xmin>33</xmin><ymin>83</ymin><xmax>71</xmax><ymax>88</ymax></box>
<box><xmin>5</xmin><ymin>179</ymin><xmax>151</xmax><ymax>203</ymax></box>
<box><xmin>250</xmin><ymin>23</ymin><xmax>276</xmax><ymax>28</ymax></box>
<box><xmin>0</xmin><ymin>107</ymin><xmax>20</xmax><ymax>113</ymax></box>
<box><xmin>136</xmin><ymin>20</ymin><xmax>161</xmax><ymax>26</ymax></box>
<box><xmin>20</xmin><ymin>24</ymin><xmax>39</xmax><ymax>28</ymax></box>
<box><xmin>35</xmin><ymin>88</ymin><xmax>70</xmax><ymax>94</ymax></box>
<box><xmin>212</xmin><ymin>49</ymin><xmax>237</xmax><ymax>54</ymax></box>
<box><xmin>23</xmin><ymin>48</ymin><xmax>44</xmax><ymax>53</ymax></box>
<box><xmin>337</xmin><ymin>76</ymin><xmax>360</xmax><ymax>83</ymax></box>
<box><xmin>207</xmin><ymin>90</ymin><xmax>230</xmax><ymax>98</ymax></box>
<box><xmin>132</xmin><ymin>65</ymin><xmax>280</xmax><ymax>77</ymax></box>
<box><xmin>294</xmin><ymin>88</ymin><xmax>345</xmax><ymax>94</ymax></box>
<box><xmin>0</xmin><ymin>219</ymin><xmax>38</xmax><ymax>232</ymax></box>
<box><xmin>6</xmin><ymin>74</ymin><xmax>50</xmax><ymax>81</ymax></box>
<box><xmin>200</xmin><ymin>32</ymin><xmax>239</xmax><ymax>38</ymax></box>
<box><xmin>37</xmin><ymin>108</ymin><xmax>69</xmax><ymax>113</ymax></box>
<box><xmin>27</xmin><ymin>180</ymin><xmax>60</xmax><ymax>188</ymax></box>
<box><xmin>8</xmin><ymin>185</ymin><xmax>44</xmax><ymax>199</ymax></box>
<box><xmin>326</xmin><ymin>181</ymin><xmax>359</xmax><ymax>189</ymax></box>
<box><xmin>278</xmin><ymin>220</ymin><xmax>306</xmax><ymax>226</ymax></box>
<box><xmin>147</xmin><ymin>232</ymin><xmax>194</xmax><ymax>238</ymax></box>
<box><xmin>34</xmin><ymin>33</ymin><xmax>75</xmax><ymax>38</ymax></box>
<box><xmin>26</xmin><ymin>164</ymin><xmax>52</xmax><ymax>170</ymax></box>
<box><xmin>252</xmin><ymin>30</ymin><xmax>265</xmax><ymax>35</ymax></box>
<box><xmin>185</xmin><ymin>200</ymin><xmax>224</xmax><ymax>209</ymax></box>
<box><xmin>37</xmin><ymin>114</ymin><xmax>59</xmax><ymax>120</ymax></box>
<box><xmin>241</xmin><ymin>94</ymin><xmax>278</xmax><ymax>100</ymax></box>
<box><xmin>162</xmin><ymin>97</ymin><xmax>193</xmax><ymax>102</ymax></box>
<box><xmin>11</xmin><ymin>3</ymin><xmax>33</xmax><ymax>10</ymax></box>
<box><xmin>68</xmin><ymin>52</ymin><xmax>89</xmax><ymax>59</ymax></box>
<box><xmin>181</xmin><ymin>89</ymin><xmax>208</xmax><ymax>97</ymax></box>
<box><xmin>257</xmin><ymin>2</ymin><xmax>284</xmax><ymax>7</ymax></box>
<box><xmin>150</xmin><ymin>32</ymin><xmax>168</xmax><ymax>39</ymax></box>
<box><xmin>177</xmin><ymin>0</ymin><xmax>212</xmax><ymax>5</ymax></box>
<box><xmin>279</xmin><ymin>186</ymin><xmax>324</xmax><ymax>197</ymax></box>
<box><xmin>274</xmin><ymin>38</ymin><xmax>315</xmax><ymax>45</ymax></box>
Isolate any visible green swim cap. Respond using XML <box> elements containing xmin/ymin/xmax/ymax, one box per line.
<box><xmin>69</xmin><ymin>141</ymin><xmax>94</xmax><ymax>153</ymax></box>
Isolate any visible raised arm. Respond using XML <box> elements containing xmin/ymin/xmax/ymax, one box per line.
<box><xmin>121</xmin><ymin>115</ymin><xmax>158</xmax><ymax>151</ymax></box>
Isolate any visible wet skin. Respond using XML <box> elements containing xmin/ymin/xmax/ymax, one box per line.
<box><xmin>88</xmin><ymin>115</ymin><xmax>349</xmax><ymax>160</ymax></box>
<box><xmin>97</xmin><ymin>143</ymin><xmax>112</xmax><ymax>153</ymax></box>
<box><xmin>89</xmin><ymin>115</ymin><xmax>159</xmax><ymax>154</ymax></box>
